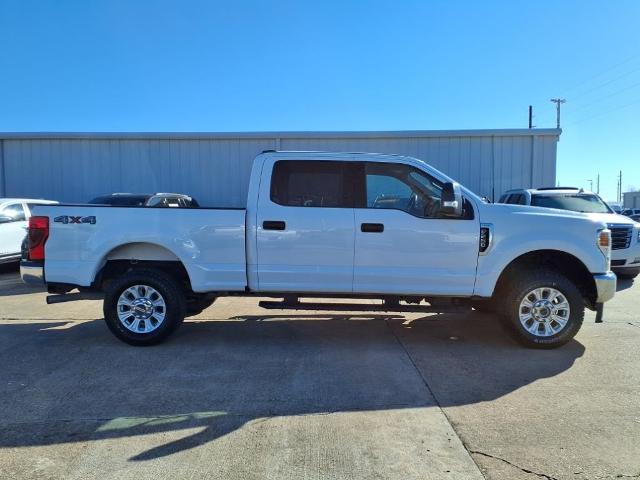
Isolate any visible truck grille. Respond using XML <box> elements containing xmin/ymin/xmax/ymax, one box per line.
<box><xmin>608</xmin><ymin>224</ymin><xmax>633</xmax><ymax>250</ymax></box>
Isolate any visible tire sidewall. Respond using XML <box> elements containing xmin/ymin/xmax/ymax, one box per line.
<box><xmin>504</xmin><ymin>273</ymin><xmax>584</xmax><ymax>348</ymax></box>
<box><xmin>103</xmin><ymin>270</ymin><xmax>185</xmax><ymax>346</ymax></box>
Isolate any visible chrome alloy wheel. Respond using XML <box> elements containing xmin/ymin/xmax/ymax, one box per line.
<box><xmin>518</xmin><ymin>287</ymin><xmax>571</xmax><ymax>337</ymax></box>
<box><xmin>117</xmin><ymin>285</ymin><xmax>166</xmax><ymax>334</ymax></box>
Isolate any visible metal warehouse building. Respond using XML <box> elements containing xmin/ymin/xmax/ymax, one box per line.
<box><xmin>0</xmin><ymin>129</ymin><xmax>560</xmax><ymax>207</ymax></box>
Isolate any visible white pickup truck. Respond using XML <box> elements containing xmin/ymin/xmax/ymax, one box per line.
<box><xmin>21</xmin><ymin>151</ymin><xmax>616</xmax><ymax>348</ymax></box>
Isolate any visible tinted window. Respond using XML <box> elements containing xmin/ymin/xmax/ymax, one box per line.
<box><xmin>531</xmin><ymin>194</ymin><xmax>611</xmax><ymax>213</ymax></box>
<box><xmin>1</xmin><ymin>203</ymin><xmax>26</xmax><ymax>222</ymax></box>
<box><xmin>364</xmin><ymin>163</ymin><xmax>445</xmax><ymax>218</ymax></box>
<box><xmin>510</xmin><ymin>194</ymin><xmax>525</xmax><ymax>205</ymax></box>
<box><xmin>270</xmin><ymin>161</ymin><xmax>352</xmax><ymax>207</ymax></box>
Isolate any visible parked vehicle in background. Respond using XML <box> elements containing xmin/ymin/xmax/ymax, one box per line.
<box><xmin>21</xmin><ymin>152</ymin><xmax>616</xmax><ymax>349</ymax></box>
<box><xmin>608</xmin><ymin>203</ymin><xmax>623</xmax><ymax>214</ymax></box>
<box><xmin>88</xmin><ymin>193</ymin><xmax>199</xmax><ymax>208</ymax></box>
<box><xmin>622</xmin><ymin>208</ymin><xmax>640</xmax><ymax>219</ymax></box>
<box><xmin>499</xmin><ymin>187</ymin><xmax>640</xmax><ymax>279</ymax></box>
<box><xmin>1</xmin><ymin>198</ymin><xmax>58</xmax><ymax>264</ymax></box>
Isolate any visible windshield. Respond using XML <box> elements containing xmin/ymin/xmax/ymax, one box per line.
<box><xmin>531</xmin><ymin>193</ymin><xmax>612</xmax><ymax>213</ymax></box>
<box><xmin>89</xmin><ymin>195</ymin><xmax>150</xmax><ymax>206</ymax></box>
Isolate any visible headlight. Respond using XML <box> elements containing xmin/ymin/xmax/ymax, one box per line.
<box><xmin>597</xmin><ymin>228</ymin><xmax>611</xmax><ymax>267</ymax></box>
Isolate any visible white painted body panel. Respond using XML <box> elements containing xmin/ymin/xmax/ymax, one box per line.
<box><xmin>0</xmin><ymin>219</ymin><xmax>26</xmax><ymax>257</ymax></box>
<box><xmin>35</xmin><ymin>152</ymin><xmax>611</xmax><ymax>300</ymax></box>
<box><xmin>36</xmin><ymin>206</ymin><xmax>247</xmax><ymax>292</ymax></box>
<box><xmin>500</xmin><ymin>189</ymin><xmax>640</xmax><ymax>271</ymax></box>
<box><xmin>473</xmin><ymin>203</ymin><xmax>610</xmax><ymax>297</ymax></box>
<box><xmin>353</xmin><ymin>208</ymin><xmax>479</xmax><ymax>295</ymax></box>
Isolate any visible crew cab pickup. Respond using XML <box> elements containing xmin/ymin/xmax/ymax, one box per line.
<box><xmin>21</xmin><ymin>151</ymin><xmax>617</xmax><ymax>348</ymax></box>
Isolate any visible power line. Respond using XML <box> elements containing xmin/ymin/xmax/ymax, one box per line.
<box><xmin>567</xmin><ymin>78</ymin><xmax>640</xmax><ymax>115</ymax></box>
<box><xmin>569</xmin><ymin>63</ymin><xmax>640</xmax><ymax>101</ymax></box>
<box><xmin>559</xmin><ymin>52</ymin><xmax>640</xmax><ymax>97</ymax></box>
<box><xmin>567</xmin><ymin>96</ymin><xmax>640</xmax><ymax>126</ymax></box>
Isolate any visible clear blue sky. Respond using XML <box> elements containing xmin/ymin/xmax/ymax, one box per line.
<box><xmin>1</xmin><ymin>0</ymin><xmax>638</xmax><ymax>200</ymax></box>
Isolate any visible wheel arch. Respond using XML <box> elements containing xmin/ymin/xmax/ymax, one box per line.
<box><xmin>93</xmin><ymin>242</ymin><xmax>193</xmax><ymax>292</ymax></box>
<box><xmin>492</xmin><ymin>249</ymin><xmax>598</xmax><ymax>309</ymax></box>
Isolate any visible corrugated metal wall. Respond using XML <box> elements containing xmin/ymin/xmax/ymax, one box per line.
<box><xmin>0</xmin><ymin>130</ymin><xmax>559</xmax><ymax>207</ymax></box>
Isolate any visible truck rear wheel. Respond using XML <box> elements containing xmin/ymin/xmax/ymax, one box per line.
<box><xmin>103</xmin><ymin>269</ymin><xmax>186</xmax><ymax>346</ymax></box>
<box><xmin>501</xmin><ymin>270</ymin><xmax>584</xmax><ymax>349</ymax></box>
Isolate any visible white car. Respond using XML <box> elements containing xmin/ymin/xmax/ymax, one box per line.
<box><xmin>21</xmin><ymin>152</ymin><xmax>616</xmax><ymax>349</ymax></box>
<box><xmin>0</xmin><ymin>198</ymin><xmax>58</xmax><ymax>264</ymax></box>
<box><xmin>499</xmin><ymin>188</ymin><xmax>640</xmax><ymax>279</ymax></box>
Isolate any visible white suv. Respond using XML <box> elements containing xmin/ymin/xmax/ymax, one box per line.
<box><xmin>499</xmin><ymin>187</ymin><xmax>640</xmax><ymax>279</ymax></box>
<box><xmin>0</xmin><ymin>198</ymin><xmax>58</xmax><ymax>264</ymax></box>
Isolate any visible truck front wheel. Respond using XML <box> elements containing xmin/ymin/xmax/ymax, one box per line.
<box><xmin>103</xmin><ymin>269</ymin><xmax>186</xmax><ymax>346</ymax></box>
<box><xmin>501</xmin><ymin>270</ymin><xmax>584</xmax><ymax>349</ymax></box>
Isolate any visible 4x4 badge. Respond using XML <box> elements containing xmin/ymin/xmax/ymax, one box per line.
<box><xmin>54</xmin><ymin>215</ymin><xmax>96</xmax><ymax>225</ymax></box>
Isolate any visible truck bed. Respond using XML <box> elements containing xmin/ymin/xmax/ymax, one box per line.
<box><xmin>33</xmin><ymin>205</ymin><xmax>248</xmax><ymax>292</ymax></box>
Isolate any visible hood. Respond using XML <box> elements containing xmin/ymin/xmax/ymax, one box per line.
<box><xmin>581</xmin><ymin>212</ymin><xmax>638</xmax><ymax>226</ymax></box>
<box><xmin>486</xmin><ymin>202</ymin><xmax>602</xmax><ymax>220</ymax></box>
<box><xmin>486</xmin><ymin>203</ymin><xmax>639</xmax><ymax>225</ymax></box>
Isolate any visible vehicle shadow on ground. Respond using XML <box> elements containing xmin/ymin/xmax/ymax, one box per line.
<box><xmin>0</xmin><ymin>268</ymin><xmax>46</xmax><ymax>297</ymax></box>
<box><xmin>0</xmin><ymin>312</ymin><xmax>584</xmax><ymax>461</ymax></box>
<box><xmin>616</xmin><ymin>277</ymin><xmax>635</xmax><ymax>292</ymax></box>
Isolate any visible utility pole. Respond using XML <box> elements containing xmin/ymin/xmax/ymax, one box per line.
<box><xmin>618</xmin><ymin>170</ymin><xmax>623</xmax><ymax>203</ymax></box>
<box><xmin>528</xmin><ymin>105</ymin><xmax>534</xmax><ymax>129</ymax></box>
<box><xmin>587</xmin><ymin>179</ymin><xmax>593</xmax><ymax>191</ymax></box>
<box><xmin>550</xmin><ymin>98</ymin><xmax>566</xmax><ymax>129</ymax></box>
<box><xmin>596</xmin><ymin>174</ymin><xmax>600</xmax><ymax>195</ymax></box>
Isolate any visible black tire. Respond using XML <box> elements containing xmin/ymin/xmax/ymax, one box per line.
<box><xmin>103</xmin><ymin>269</ymin><xmax>186</xmax><ymax>346</ymax></box>
<box><xmin>185</xmin><ymin>295</ymin><xmax>217</xmax><ymax>317</ymax></box>
<box><xmin>500</xmin><ymin>270</ymin><xmax>584</xmax><ymax>349</ymax></box>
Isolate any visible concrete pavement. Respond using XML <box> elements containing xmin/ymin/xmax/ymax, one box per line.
<box><xmin>0</xmin><ymin>266</ymin><xmax>638</xmax><ymax>479</ymax></box>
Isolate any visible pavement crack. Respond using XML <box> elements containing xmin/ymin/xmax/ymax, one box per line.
<box><xmin>469</xmin><ymin>450</ymin><xmax>559</xmax><ymax>480</ymax></box>
<box><xmin>384</xmin><ymin>319</ymin><xmax>487</xmax><ymax>479</ymax></box>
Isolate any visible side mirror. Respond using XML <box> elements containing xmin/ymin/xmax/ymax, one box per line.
<box><xmin>441</xmin><ymin>182</ymin><xmax>463</xmax><ymax>217</ymax></box>
<box><xmin>0</xmin><ymin>215</ymin><xmax>14</xmax><ymax>224</ymax></box>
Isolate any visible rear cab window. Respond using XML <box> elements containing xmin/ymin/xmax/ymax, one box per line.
<box><xmin>270</xmin><ymin>160</ymin><xmax>355</xmax><ymax>208</ymax></box>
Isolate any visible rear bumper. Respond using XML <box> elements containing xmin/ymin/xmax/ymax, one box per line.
<box><xmin>20</xmin><ymin>260</ymin><xmax>44</xmax><ymax>286</ymax></box>
<box><xmin>594</xmin><ymin>272</ymin><xmax>616</xmax><ymax>304</ymax></box>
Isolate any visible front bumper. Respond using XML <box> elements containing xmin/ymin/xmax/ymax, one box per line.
<box><xmin>20</xmin><ymin>260</ymin><xmax>44</xmax><ymax>286</ymax></box>
<box><xmin>594</xmin><ymin>271</ymin><xmax>616</xmax><ymax>303</ymax></box>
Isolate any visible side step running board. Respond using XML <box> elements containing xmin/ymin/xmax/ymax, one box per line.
<box><xmin>46</xmin><ymin>292</ymin><xmax>104</xmax><ymax>304</ymax></box>
<box><xmin>258</xmin><ymin>300</ymin><xmax>468</xmax><ymax>313</ymax></box>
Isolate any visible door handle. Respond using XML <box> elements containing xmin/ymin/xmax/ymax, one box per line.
<box><xmin>361</xmin><ymin>223</ymin><xmax>384</xmax><ymax>233</ymax></box>
<box><xmin>263</xmin><ymin>220</ymin><xmax>286</xmax><ymax>231</ymax></box>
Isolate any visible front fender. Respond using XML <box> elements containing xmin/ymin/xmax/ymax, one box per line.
<box><xmin>474</xmin><ymin>213</ymin><xmax>608</xmax><ymax>297</ymax></box>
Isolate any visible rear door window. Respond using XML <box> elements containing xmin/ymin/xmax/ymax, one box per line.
<box><xmin>270</xmin><ymin>160</ymin><xmax>354</xmax><ymax>208</ymax></box>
